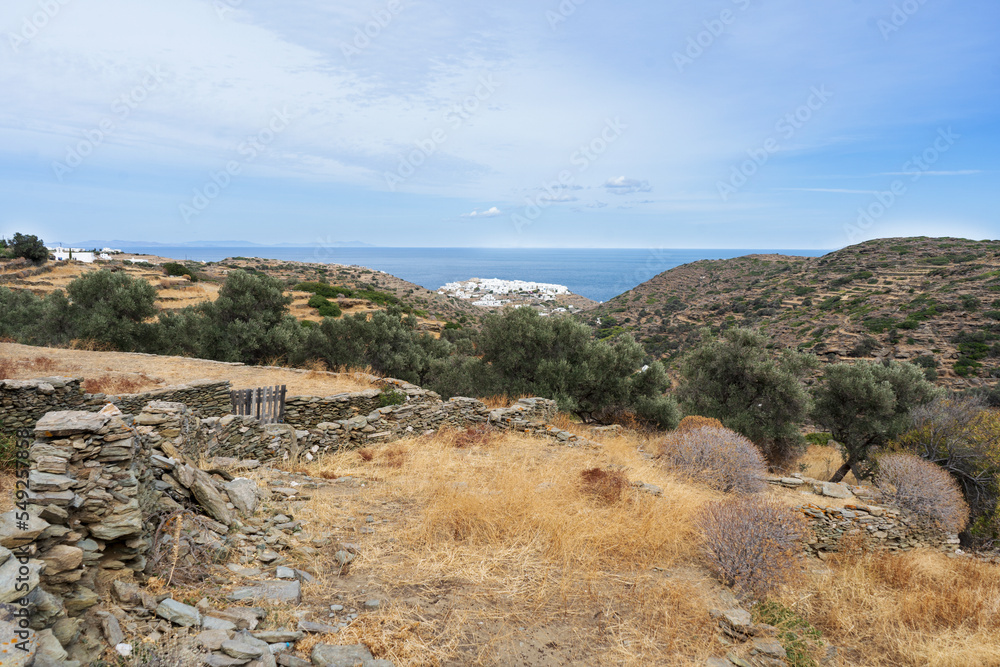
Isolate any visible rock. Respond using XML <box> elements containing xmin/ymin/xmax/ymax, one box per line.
<box><xmin>27</xmin><ymin>471</ymin><xmax>76</xmax><ymax>492</ymax></box>
<box><xmin>155</xmin><ymin>598</ymin><xmax>202</xmax><ymax>627</ymax></box>
<box><xmin>89</xmin><ymin>499</ymin><xmax>143</xmax><ymax>540</ymax></box>
<box><xmin>34</xmin><ymin>410</ymin><xmax>109</xmax><ymax>436</ymax></box>
<box><xmin>203</xmin><ymin>616</ymin><xmax>240</xmax><ymax>631</ymax></box>
<box><xmin>39</xmin><ymin>545</ymin><xmax>83</xmax><ymax>574</ymax></box>
<box><xmin>751</xmin><ymin>637</ymin><xmax>788</xmax><ymax>659</ymax></box>
<box><xmin>311</xmin><ymin>643</ymin><xmax>382</xmax><ymax>667</ymax></box>
<box><xmin>0</xmin><ymin>617</ymin><xmax>36</xmax><ymax>666</ymax></box>
<box><xmin>0</xmin><ymin>556</ymin><xmax>42</xmax><ymax>603</ymax></box>
<box><xmin>258</xmin><ymin>550</ymin><xmax>280</xmax><ymax>563</ymax></box>
<box><xmin>709</xmin><ymin>608</ymin><xmax>753</xmax><ymax>634</ymax></box>
<box><xmin>0</xmin><ymin>511</ymin><xmax>50</xmax><ymax>548</ymax></box>
<box><xmin>298</xmin><ymin>620</ymin><xmax>339</xmax><ymax>634</ymax></box>
<box><xmin>196</xmin><ymin>628</ymin><xmax>233</xmax><ymax>650</ymax></box>
<box><xmin>227</xmin><ymin>580</ymin><xmax>301</xmax><ymax>604</ymax></box>
<box><xmin>818</xmin><ymin>482</ymin><xmax>852</xmax><ymax>499</ymax></box>
<box><xmin>364</xmin><ymin>599</ymin><xmax>381</xmax><ymax>610</ymax></box>
<box><xmin>176</xmin><ymin>465</ymin><xmax>236</xmax><ymax>526</ymax></box>
<box><xmin>277</xmin><ymin>654</ymin><xmax>313</xmax><ymax>667</ymax></box>
<box><xmin>51</xmin><ymin>617</ymin><xmax>81</xmax><ymax>647</ymax></box>
<box><xmin>252</xmin><ymin>629</ymin><xmax>303</xmax><ymax>643</ymax></box>
<box><xmin>34</xmin><ymin>628</ymin><xmax>68</xmax><ymax>664</ymax></box>
<box><xmin>112</xmin><ymin>580</ymin><xmax>142</xmax><ymax>606</ymax></box>
<box><xmin>222</xmin><ymin>638</ymin><xmax>265</xmax><ymax>660</ymax></box>
<box><xmin>100</xmin><ymin>613</ymin><xmax>124</xmax><ymax>647</ymax></box>
<box><xmin>224</xmin><ymin>478</ymin><xmax>260</xmax><ymax>516</ymax></box>
<box><xmin>276</xmin><ymin>567</ymin><xmax>295</xmax><ymax>580</ymax></box>
<box><xmin>204</xmin><ymin>655</ymin><xmax>250</xmax><ymax>667</ymax></box>
<box><xmin>705</xmin><ymin>659</ymin><xmax>731</xmax><ymax>667</ymax></box>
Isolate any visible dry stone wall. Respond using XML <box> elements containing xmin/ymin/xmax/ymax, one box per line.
<box><xmin>0</xmin><ymin>377</ymin><xmax>230</xmax><ymax>433</ymax></box>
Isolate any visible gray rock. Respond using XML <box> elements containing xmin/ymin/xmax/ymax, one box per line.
<box><xmin>224</xmin><ymin>478</ymin><xmax>260</xmax><ymax>516</ymax></box>
<box><xmin>176</xmin><ymin>464</ymin><xmax>237</xmax><ymax>526</ymax></box>
<box><xmin>0</xmin><ymin>617</ymin><xmax>36</xmax><ymax>666</ymax></box>
<box><xmin>100</xmin><ymin>613</ymin><xmax>124</xmax><ymax>647</ymax></box>
<box><xmin>222</xmin><ymin>638</ymin><xmax>265</xmax><ymax>659</ymax></box>
<box><xmin>0</xmin><ymin>511</ymin><xmax>50</xmax><ymax>548</ymax></box>
<box><xmin>155</xmin><ymin>598</ymin><xmax>202</xmax><ymax>627</ymax></box>
<box><xmin>228</xmin><ymin>580</ymin><xmax>301</xmax><ymax>604</ymax></box>
<box><xmin>0</xmin><ymin>556</ymin><xmax>42</xmax><ymax>603</ymax></box>
<box><xmin>276</xmin><ymin>567</ymin><xmax>296</xmax><ymax>580</ymax></box>
<box><xmin>363</xmin><ymin>599</ymin><xmax>381</xmax><ymax>610</ymax></box>
<box><xmin>310</xmin><ymin>643</ymin><xmax>378</xmax><ymax>666</ymax></box>
<box><xmin>751</xmin><ymin>637</ymin><xmax>788</xmax><ymax>659</ymax></box>
<box><xmin>34</xmin><ymin>410</ymin><xmax>109</xmax><ymax>436</ymax></box>
<box><xmin>203</xmin><ymin>616</ymin><xmax>239</xmax><ymax>632</ymax></box>
<box><xmin>39</xmin><ymin>545</ymin><xmax>83</xmax><ymax>573</ymax></box>
<box><xmin>298</xmin><ymin>620</ymin><xmax>339</xmax><ymax>634</ymax></box>
<box><xmin>705</xmin><ymin>659</ymin><xmax>731</xmax><ymax>667</ymax></box>
<box><xmin>204</xmin><ymin>655</ymin><xmax>249</xmax><ymax>667</ymax></box>
<box><xmin>89</xmin><ymin>499</ymin><xmax>143</xmax><ymax>540</ymax></box>
<box><xmin>27</xmin><ymin>471</ymin><xmax>76</xmax><ymax>492</ymax></box>
<box><xmin>196</xmin><ymin>628</ymin><xmax>233</xmax><ymax>650</ymax></box>
<box><xmin>34</xmin><ymin>628</ymin><xmax>68</xmax><ymax>664</ymax></box>
<box><xmin>818</xmin><ymin>481</ymin><xmax>852</xmax><ymax>499</ymax></box>
<box><xmin>252</xmin><ymin>629</ymin><xmax>303</xmax><ymax>643</ymax></box>
<box><xmin>277</xmin><ymin>654</ymin><xmax>313</xmax><ymax>667</ymax></box>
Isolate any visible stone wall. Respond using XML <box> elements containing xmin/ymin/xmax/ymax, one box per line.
<box><xmin>798</xmin><ymin>502</ymin><xmax>959</xmax><ymax>555</ymax></box>
<box><xmin>0</xmin><ymin>377</ymin><xmax>231</xmax><ymax>434</ymax></box>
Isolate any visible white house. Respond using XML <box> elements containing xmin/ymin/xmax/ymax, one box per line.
<box><xmin>52</xmin><ymin>251</ymin><xmax>95</xmax><ymax>263</ymax></box>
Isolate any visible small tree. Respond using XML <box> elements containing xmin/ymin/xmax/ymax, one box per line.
<box><xmin>874</xmin><ymin>452</ymin><xmax>970</xmax><ymax>533</ymax></box>
<box><xmin>8</xmin><ymin>233</ymin><xmax>48</xmax><ymax>263</ymax></box>
<box><xmin>812</xmin><ymin>360</ymin><xmax>939</xmax><ymax>482</ymax></box>
<box><xmin>676</xmin><ymin>327</ymin><xmax>814</xmax><ymax>467</ymax></box>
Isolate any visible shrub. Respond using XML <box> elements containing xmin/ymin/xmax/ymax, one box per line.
<box><xmin>677</xmin><ymin>327</ymin><xmax>814</xmax><ymax>468</ymax></box>
<box><xmin>7</xmin><ymin>232</ymin><xmax>47</xmax><ymax>263</ymax></box>
<box><xmin>162</xmin><ymin>262</ymin><xmax>197</xmax><ymax>281</ymax></box>
<box><xmin>378</xmin><ymin>388</ymin><xmax>406</xmax><ymax>407</ymax></box>
<box><xmin>697</xmin><ymin>495</ymin><xmax>805</xmax><ymax>600</ymax></box>
<box><xmin>658</xmin><ymin>426</ymin><xmax>767</xmax><ymax>493</ymax></box>
<box><xmin>579</xmin><ymin>467</ymin><xmax>629</xmax><ymax>504</ymax></box>
<box><xmin>875</xmin><ymin>453</ymin><xmax>969</xmax><ymax>533</ymax></box>
<box><xmin>675</xmin><ymin>415</ymin><xmax>724</xmax><ymax>433</ymax></box>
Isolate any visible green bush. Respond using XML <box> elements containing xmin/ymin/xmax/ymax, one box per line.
<box><xmin>752</xmin><ymin>601</ymin><xmax>823</xmax><ymax>667</ymax></box>
<box><xmin>6</xmin><ymin>232</ymin><xmax>48</xmax><ymax>263</ymax></box>
<box><xmin>811</xmin><ymin>360</ymin><xmax>939</xmax><ymax>481</ymax></box>
<box><xmin>676</xmin><ymin>328</ymin><xmax>814</xmax><ymax>468</ymax></box>
<box><xmin>162</xmin><ymin>262</ymin><xmax>197</xmax><ymax>281</ymax></box>
<box><xmin>378</xmin><ymin>388</ymin><xmax>407</xmax><ymax>407</ymax></box>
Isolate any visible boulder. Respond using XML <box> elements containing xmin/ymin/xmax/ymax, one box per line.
<box><xmin>223</xmin><ymin>478</ymin><xmax>260</xmax><ymax>516</ymax></box>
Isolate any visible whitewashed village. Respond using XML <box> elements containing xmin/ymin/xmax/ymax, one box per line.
<box><xmin>437</xmin><ymin>277</ymin><xmax>590</xmax><ymax>314</ymax></box>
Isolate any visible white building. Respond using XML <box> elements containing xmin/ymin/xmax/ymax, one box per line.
<box><xmin>52</xmin><ymin>250</ymin><xmax>95</xmax><ymax>263</ymax></box>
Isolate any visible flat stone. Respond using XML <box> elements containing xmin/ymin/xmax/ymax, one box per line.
<box><xmin>33</xmin><ymin>628</ymin><xmax>68</xmax><ymax>664</ymax></box>
<box><xmin>819</xmin><ymin>482</ymin><xmax>852</xmax><ymax>499</ymax></box>
<box><xmin>39</xmin><ymin>545</ymin><xmax>83</xmax><ymax>574</ymax></box>
<box><xmin>196</xmin><ymin>628</ymin><xmax>233</xmax><ymax>651</ymax></box>
<box><xmin>112</xmin><ymin>580</ymin><xmax>142</xmax><ymax>606</ymax></box>
<box><xmin>202</xmin><ymin>616</ymin><xmax>239</xmax><ymax>632</ymax></box>
<box><xmin>0</xmin><ymin>556</ymin><xmax>41</xmax><ymax>603</ymax></box>
<box><xmin>101</xmin><ymin>613</ymin><xmax>124</xmax><ymax>647</ymax></box>
<box><xmin>751</xmin><ymin>637</ymin><xmax>788</xmax><ymax>659</ymax></box>
<box><xmin>709</xmin><ymin>608</ymin><xmax>752</xmax><ymax>632</ymax></box>
<box><xmin>27</xmin><ymin>471</ymin><xmax>76</xmax><ymax>492</ymax></box>
<box><xmin>276</xmin><ymin>567</ymin><xmax>296</xmax><ymax>580</ymax></box>
<box><xmin>277</xmin><ymin>654</ymin><xmax>313</xmax><ymax>667</ymax></box>
<box><xmin>63</xmin><ymin>587</ymin><xmax>100</xmax><ymax>614</ymax></box>
<box><xmin>310</xmin><ymin>643</ymin><xmax>377</xmax><ymax>667</ymax></box>
<box><xmin>252</xmin><ymin>629</ymin><xmax>303</xmax><ymax>643</ymax></box>
<box><xmin>227</xmin><ymin>580</ymin><xmax>301</xmax><ymax>604</ymax></box>
<box><xmin>176</xmin><ymin>465</ymin><xmax>236</xmax><ymax>526</ymax></box>
<box><xmin>89</xmin><ymin>499</ymin><xmax>143</xmax><ymax>540</ymax></box>
<box><xmin>298</xmin><ymin>620</ymin><xmax>339</xmax><ymax>634</ymax></box>
<box><xmin>203</xmin><ymin>655</ymin><xmax>249</xmax><ymax>667</ymax></box>
<box><xmin>34</xmin><ymin>410</ymin><xmax>109</xmax><ymax>436</ymax></box>
<box><xmin>156</xmin><ymin>598</ymin><xmax>202</xmax><ymax>627</ymax></box>
<box><xmin>0</xmin><ymin>511</ymin><xmax>49</xmax><ymax>548</ymax></box>
<box><xmin>221</xmin><ymin>638</ymin><xmax>265</xmax><ymax>660</ymax></box>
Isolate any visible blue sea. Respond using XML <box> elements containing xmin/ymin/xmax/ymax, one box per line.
<box><xmin>119</xmin><ymin>247</ymin><xmax>831</xmax><ymax>302</ymax></box>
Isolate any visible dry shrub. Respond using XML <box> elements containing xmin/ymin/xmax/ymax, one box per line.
<box><xmin>697</xmin><ymin>494</ymin><xmax>805</xmax><ymax>600</ymax></box>
<box><xmin>358</xmin><ymin>448</ymin><xmax>375</xmax><ymax>462</ymax></box>
<box><xmin>875</xmin><ymin>453</ymin><xmax>969</xmax><ymax>533</ymax></box>
<box><xmin>30</xmin><ymin>356</ymin><xmax>58</xmax><ymax>372</ymax></box>
<box><xmin>68</xmin><ymin>338</ymin><xmax>116</xmax><ymax>352</ymax></box>
<box><xmin>800</xmin><ymin>549</ymin><xmax>1000</xmax><ymax>666</ymax></box>
<box><xmin>453</xmin><ymin>424</ymin><xmax>496</xmax><ymax>448</ymax></box>
<box><xmin>658</xmin><ymin>426</ymin><xmax>767</xmax><ymax>493</ymax></box>
<box><xmin>0</xmin><ymin>357</ymin><xmax>17</xmax><ymax>380</ymax></box>
<box><xmin>675</xmin><ymin>415</ymin><xmax>725</xmax><ymax>433</ymax></box>
<box><xmin>579</xmin><ymin>467</ymin><xmax>629</xmax><ymax>504</ymax></box>
<box><xmin>381</xmin><ymin>444</ymin><xmax>408</xmax><ymax>469</ymax></box>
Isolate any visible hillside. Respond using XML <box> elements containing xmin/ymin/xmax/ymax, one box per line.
<box><xmin>585</xmin><ymin>237</ymin><xmax>1000</xmax><ymax>389</ymax></box>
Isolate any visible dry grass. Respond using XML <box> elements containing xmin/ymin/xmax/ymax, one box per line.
<box><xmin>797</xmin><ymin>444</ymin><xmax>858</xmax><ymax>484</ymax></box>
<box><xmin>0</xmin><ymin>341</ymin><xmax>376</xmax><ymax>395</ymax></box>
<box><xmin>292</xmin><ymin>429</ymin><xmax>725</xmax><ymax>665</ymax></box>
<box><xmin>792</xmin><ymin>549</ymin><xmax>1000</xmax><ymax>666</ymax></box>
<box><xmin>82</xmin><ymin>373</ymin><xmax>155</xmax><ymax>394</ymax></box>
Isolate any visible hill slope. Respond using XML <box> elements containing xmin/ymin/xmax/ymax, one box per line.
<box><xmin>585</xmin><ymin>237</ymin><xmax>1000</xmax><ymax>388</ymax></box>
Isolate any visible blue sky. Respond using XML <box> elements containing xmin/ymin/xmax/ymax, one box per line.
<box><xmin>0</xmin><ymin>0</ymin><xmax>997</xmax><ymax>248</ymax></box>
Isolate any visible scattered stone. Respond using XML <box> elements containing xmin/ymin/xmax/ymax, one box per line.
<box><xmin>298</xmin><ymin>620</ymin><xmax>339</xmax><ymax>634</ymax></box>
<box><xmin>221</xmin><ymin>638</ymin><xmax>265</xmax><ymax>660</ymax></box>
<box><xmin>196</xmin><ymin>628</ymin><xmax>232</xmax><ymax>651</ymax></box>
<box><xmin>252</xmin><ymin>629</ymin><xmax>303</xmax><ymax>643</ymax></box>
<box><xmin>224</xmin><ymin>478</ymin><xmax>260</xmax><ymax>516</ymax></box>
<box><xmin>227</xmin><ymin>580</ymin><xmax>301</xmax><ymax>604</ymax></box>
<box><xmin>155</xmin><ymin>598</ymin><xmax>202</xmax><ymax>627</ymax></box>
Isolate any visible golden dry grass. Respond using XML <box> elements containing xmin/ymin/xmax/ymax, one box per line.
<box><xmin>274</xmin><ymin>427</ymin><xmax>1000</xmax><ymax>666</ymax></box>
<box><xmin>288</xmin><ymin>430</ymin><xmax>727</xmax><ymax>665</ymax></box>
<box><xmin>0</xmin><ymin>342</ymin><xmax>376</xmax><ymax>395</ymax></box>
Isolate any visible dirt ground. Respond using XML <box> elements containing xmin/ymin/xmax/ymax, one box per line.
<box><xmin>0</xmin><ymin>342</ymin><xmax>376</xmax><ymax>396</ymax></box>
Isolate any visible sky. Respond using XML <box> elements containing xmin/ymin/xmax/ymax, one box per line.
<box><xmin>0</xmin><ymin>0</ymin><xmax>997</xmax><ymax>248</ymax></box>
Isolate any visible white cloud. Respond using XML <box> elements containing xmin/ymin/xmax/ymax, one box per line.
<box><xmin>604</xmin><ymin>176</ymin><xmax>651</xmax><ymax>195</ymax></box>
<box><xmin>463</xmin><ymin>206</ymin><xmax>501</xmax><ymax>217</ymax></box>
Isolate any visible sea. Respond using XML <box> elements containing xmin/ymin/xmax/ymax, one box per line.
<box><xmin>117</xmin><ymin>247</ymin><xmax>832</xmax><ymax>303</ymax></box>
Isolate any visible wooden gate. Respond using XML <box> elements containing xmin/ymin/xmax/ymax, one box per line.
<box><xmin>230</xmin><ymin>385</ymin><xmax>287</xmax><ymax>424</ymax></box>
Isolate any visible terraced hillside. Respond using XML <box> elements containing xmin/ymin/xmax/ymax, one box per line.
<box><xmin>585</xmin><ymin>237</ymin><xmax>1000</xmax><ymax>389</ymax></box>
